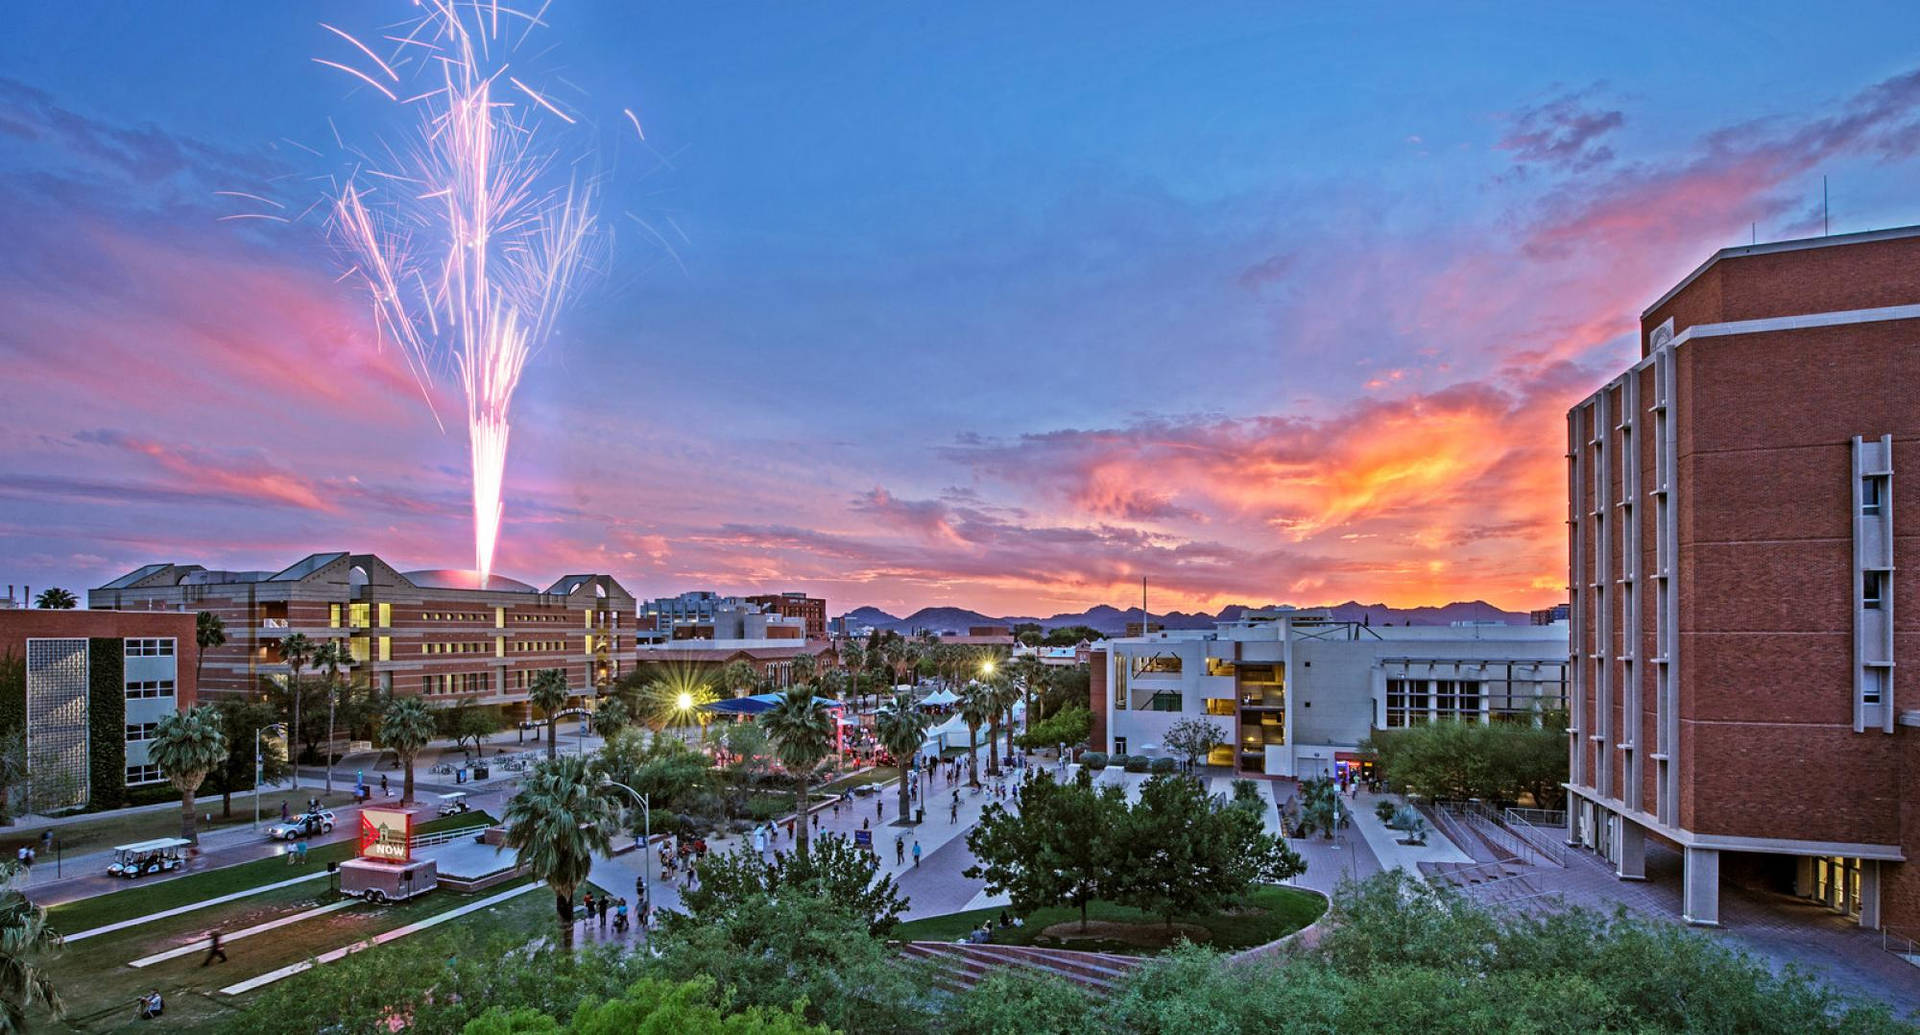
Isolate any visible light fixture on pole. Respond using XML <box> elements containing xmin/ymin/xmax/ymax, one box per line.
<box><xmin>601</xmin><ymin>778</ymin><xmax>652</xmax><ymax>948</ymax></box>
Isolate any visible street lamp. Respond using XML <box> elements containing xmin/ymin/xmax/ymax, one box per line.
<box><xmin>980</xmin><ymin>659</ymin><xmax>995</xmax><ymax>677</ymax></box>
<box><xmin>601</xmin><ymin>778</ymin><xmax>652</xmax><ymax>948</ymax></box>
<box><xmin>253</xmin><ymin>723</ymin><xmax>286</xmax><ymax>831</ymax></box>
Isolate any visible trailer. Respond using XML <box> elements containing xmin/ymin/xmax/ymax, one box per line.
<box><xmin>338</xmin><ymin>857</ymin><xmax>438</xmax><ymax>903</ymax></box>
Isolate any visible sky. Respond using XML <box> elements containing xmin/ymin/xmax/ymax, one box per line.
<box><xmin>5</xmin><ymin>1</ymin><xmax>1920</xmax><ymax>618</ymax></box>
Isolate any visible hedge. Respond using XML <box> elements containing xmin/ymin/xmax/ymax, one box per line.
<box><xmin>88</xmin><ymin>638</ymin><xmax>126</xmax><ymax>809</ymax></box>
<box><xmin>1081</xmin><ymin>752</ymin><xmax>1108</xmax><ymax>771</ymax></box>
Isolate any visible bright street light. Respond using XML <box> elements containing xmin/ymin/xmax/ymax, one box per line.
<box><xmin>980</xmin><ymin>659</ymin><xmax>996</xmax><ymax>676</ymax></box>
<box><xmin>676</xmin><ymin>691</ymin><xmax>694</xmax><ymax>712</ymax></box>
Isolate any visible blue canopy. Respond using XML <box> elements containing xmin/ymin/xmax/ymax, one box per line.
<box><xmin>700</xmin><ymin>693</ymin><xmax>845</xmax><ymax>717</ymax></box>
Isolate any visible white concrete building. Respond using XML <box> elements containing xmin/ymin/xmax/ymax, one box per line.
<box><xmin>1091</xmin><ymin>608</ymin><xmax>1568</xmax><ymax>780</ymax></box>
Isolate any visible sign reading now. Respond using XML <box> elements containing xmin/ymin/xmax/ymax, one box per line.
<box><xmin>360</xmin><ymin>808</ymin><xmax>412</xmax><ymax>862</ymax></box>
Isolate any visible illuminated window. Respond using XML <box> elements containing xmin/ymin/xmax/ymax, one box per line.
<box><xmin>378</xmin><ymin>603</ymin><xmax>391</xmax><ymax>628</ymax></box>
<box><xmin>330</xmin><ymin>604</ymin><xmax>342</xmax><ymax>628</ymax></box>
<box><xmin>1205</xmin><ymin>657</ymin><xmax>1236</xmax><ymax>677</ymax></box>
<box><xmin>378</xmin><ymin>636</ymin><xmax>391</xmax><ymax>662</ymax></box>
<box><xmin>349</xmin><ymin>603</ymin><xmax>371</xmax><ymax>629</ymax></box>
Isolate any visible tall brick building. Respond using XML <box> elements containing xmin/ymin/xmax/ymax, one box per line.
<box><xmin>89</xmin><ymin>552</ymin><xmax>634</xmax><ymax>718</ymax></box>
<box><xmin>1565</xmin><ymin>226</ymin><xmax>1920</xmax><ymax>932</ymax></box>
<box><xmin>744</xmin><ymin>592</ymin><xmax>827</xmax><ymax>641</ymax></box>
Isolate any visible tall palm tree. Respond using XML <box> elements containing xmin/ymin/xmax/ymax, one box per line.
<box><xmin>958</xmin><ymin>687</ymin><xmax>992</xmax><ymax>788</ymax></box>
<box><xmin>29</xmin><ymin>588</ymin><xmax>75</xmax><ymax>610</ymax></box>
<box><xmin>380</xmin><ymin>695</ymin><xmax>437</xmax><ymax>805</ymax></box>
<box><xmin>593</xmin><ymin>696</ymin><xmax>631</xmax><ymax>737</ymax></box>
<box><xmin>0</xmin><ymin>861</ymin><xmax>61</xmax><ymax>1032</ymax></box>
<box><xmin>985</xmin><ymin>674</ymin><xmax>1023</xmax><ymax>762</ymax></box>
<box><xmin>1010</xmin><ymin>654</ymin><xmax>1048</xmax><ymax>724</ymax></box>
<box><xmin>718</xmin><ymin>659</ymin><xmax>758</xmax><ymax>699</ymax></box>
<box><xmin>759</xmin><ymin>684</ymin><xmax>833</xmax><ymax>854</ymax></box>
<box><xmin>194</xmin><ymin>611</ymin><xmax>226</xmax><ymax>690</ymax></box>
<box><xmin>279</xmin><ymin>632</ymin><xmax>315</xmax><ymax>788</ymax></box>
<box><xmin>311</xmin><ymin>639</ymin><xmax>349</xmax><ymax>795</ymax></box>
<box><xmin>529</xmin><ymin>669</ymin><xmax>570</xmax><ymax>761</ymax></box>
<box><xmin>874</xmin><ymin>691</ymin><xmax>933</xmax><ymax>823</ymax></box>
<box><xmin>839</xmin><ymin>639</ymin><xmax>866</xmax><ymax>710</ymax></box>
<box><xmin>149</xmin><ymin>704</ymin><xmax>226</xmax><ymax>843</ymax></box>
<box><xmin>502</xmin><ymin>754</ymin><xmax>614</xmax><ymax>952</ymax></box>
<box><xmin>787</xmin><ymin>652</ymin><xmax>818</xmax><ymax>688</ymax></box>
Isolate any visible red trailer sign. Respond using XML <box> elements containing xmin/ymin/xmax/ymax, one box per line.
<box><xmin>360</xmin><ymin>807</ymin><xmax>413</xmax><ymax>862</ymax></box>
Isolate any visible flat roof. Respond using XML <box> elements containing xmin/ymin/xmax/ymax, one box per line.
<box><xmin>1642</xmin><ymin>224</ymin><xmax>1920</xmax><ymax>319</ymax></box>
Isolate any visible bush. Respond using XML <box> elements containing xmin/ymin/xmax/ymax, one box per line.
<box><xmin>1124</xmin><ymin>756</ymin><xmax>1151</xmax><ymax>773</ymax></box>
<box><xmin>1081</xmin><ymin>752</ymin><xmax>1108</xmax><ymax>771</ymax></box>
<box><xmin>1376</xmin><ymin>799</ymin><xmax>1399</xmax><ymax>823</ymax></box>
<box><xmin>1150</xmin><ymin>757</ymin><xmax>1176</xmax><ymax>774</ymax></box>
<box><xmin>1107</xmin><ymin>754</ymin><xmax>1128</xmax><ymax>769</ymax></box>
<box><xmin>743</xmin><ymin>797</ymin><xmax>788</xmax><ymax>822</ymax></box>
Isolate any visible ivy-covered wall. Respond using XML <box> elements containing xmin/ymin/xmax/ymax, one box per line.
<box><xmin>0</xmin><ymin>648</ymin><xmax>24</xmax><ymax>736</ymax></box>
<box><xmin>87</xmin><ymin>637</ymin><xmax>125</xmax><ymax>810</ymax></box>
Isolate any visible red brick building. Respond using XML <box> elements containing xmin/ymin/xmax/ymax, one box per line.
<box><xmin>89</xmin><ymin>552</ymin><xmax>634</xmax><ymax>719</ymax></box>
<box><xmin>744</xmin><ymin>593</ymin><xmax>828</xmax><ymax>641</ymax></box>
<box><xmin>1565</xmin><ymin>226</ymin><xmax>1920</xmax><ymax>932</ymax></box>
<box><xmin>0</xmin><ymin>609</ymin><xmax>196</xmax><ymax>806</ymax></box>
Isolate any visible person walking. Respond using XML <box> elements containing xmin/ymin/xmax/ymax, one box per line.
<box><xmin>380</xmin><ymin>773</ymin><xmax>389</xmax><ymax>796</ymax></box>
<box><xmin>876</xmin><ymin>797</ymin><xmax>884</xmax><ymax>822</ymax></box>
<box><xmin>201</xmin><ymin>930</ymin><xmax>227</xmax><ymax>967</ymax></box>
<box><xmin>583</xmin><ymin>891</ymin><xmax>596</xmax><ymax>926</ymax></box>
<box><xmin>598</xmin><ymin>895</ymin><xmax>610</xmax><ymax>929</ymax></box>
<box><xmin>912</xmin><ymin>839</ymin><xmax>922</xmax><ymax>867</ymax></box>
<box><xmin>895</xmin><ymin>836</ymin><xmax>905</xmax><ymax>865</ymax></box>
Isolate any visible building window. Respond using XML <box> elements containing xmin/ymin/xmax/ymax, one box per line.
<box><xmin>124</xmin><ymin>638</ymin><xmax>175</xmax><ymax>657</ymax></box>
<box><xmin>1863</xmin><ymin>570</ymin><xmax>1887</xmax><ymax>610</ymax></box>
<box><xmin>1862</xmin><ymin>476</ymin><xmax>1884</xmax><ymax>516</ymax></box>
<box><xmin>125</xmin><ymin>764</ymin><xmax>165</xmax><ymax>786</ymax></box>
<box><xmin>124</xmin><ymin>722</ymin><xmax>160</xmax><ymax>744</ymax></box>
<box><xmin>1131</xmin><ymin>654</ymin><xmax>1182</xmax><ymax>677</ymax></box>
<box><xmin>124</xmin><ymin>679</ymin><xmax>176</xmax><ymax>701</ymax></box>
<box><xmin>1862</xmin><ymin>667</ymin><xmax>1888</xmax><ymax>706</ymax></box>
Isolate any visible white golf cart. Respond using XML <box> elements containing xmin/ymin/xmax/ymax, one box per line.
<box><xmin>436</xmin><ymin>791</ymin><xmax>472</xmax><ymax>817</ymax></box>
<box><xmin>106</xmin><ymin>838</ymin><xmax>191</xmax><ymax>879</ymax></box>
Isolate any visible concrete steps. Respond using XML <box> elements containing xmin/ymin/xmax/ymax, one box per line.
<box><xmin>899</xmin><ymin>940</ymin><xmax>1143</xmax><ymax>994</ymax></box>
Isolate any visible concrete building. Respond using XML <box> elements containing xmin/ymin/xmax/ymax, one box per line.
<box><xmin>1565</xmin><ymin>226</ymin><xmax>1920</xmax><ymax>932</ymax></box>
<box><xmin>744</xmin><ymin>592</ymin><xmax>828</xmax><ymax>641</ymax></box>
<box><xmin>1090</xmin><ymin>608</ymin><xmax>1567</xmax><ymax>779</ymax></box>
<box><xmin>0</xmin><ymin>609</ymin><xmax>197</xmax><ymax>808</ymax></box>
<box><xmin>89</xmin><ymin>553</ymin><xmax>634</xmax><ymax>717</ymax></box>
<box><xmin>640</xmin><ymin>591</ymin><xmax>738</xmax><ymax>641</ymax></box>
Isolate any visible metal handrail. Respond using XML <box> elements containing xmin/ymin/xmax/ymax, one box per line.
<box><xmin>1501</xmin><ymin>807</ymin><xmax>1567</xmax><ymax>865</ymax></box>
<box><xmin>410</xmin><ymin>823</ymin><xmax>488</xmax><ymax>850</ymax></box>
<box><xmin>1881</xmin><ymin>924</ymin><xmax>1920</xmax><ymax>962</ymax></box>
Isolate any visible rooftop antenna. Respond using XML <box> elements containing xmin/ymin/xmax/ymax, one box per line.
<box><xmin>1824</xmin><ymin>175</ymin><xmax>1830</xmax><ymax>236</ymax></box>
<box><xmin>1141</xmin><ymin>576</ymin><xmax>1148</xmax><ymax>634</ymax></box>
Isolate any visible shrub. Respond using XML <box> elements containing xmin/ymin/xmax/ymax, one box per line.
<box><xmin>1081</xmin><ymin>752</ymin><xmax>1108</xmax><ymax>771</ymax></box>
<box><xmin>1376</xmin><ymin>799</ymin><xmax>1399</xmax><ymax>823</ymax></box>
<box><xmin>743</xmin><ymin>797</ymin><xmax>788</xmax><ymax>822</ymax></box>
<box><xmin>1107</xmin><ymin>754</ymin><xmax>1128</xmax><ymax>769</ymax></box>
<box><xmin>1124</xmin><ymin>756</ymin><xmax>1151</xmax><ymax>773</ymax></box>
<box><xmin>1150</xmin><ymin>757</ymin><xmax>1176</xmax><ymax>774</ymax></box>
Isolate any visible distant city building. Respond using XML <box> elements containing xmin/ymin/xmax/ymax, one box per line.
<box><xmin>1013</xmin><ymin>640</ymin><xmax>1098</xmax><ymax>667</ymax></box>
<box><xmin>1123</xmin><ymin>621</ymin><xmax>1165</xmax><ymax>637</ymax></box>
<box><xmin>1530</xmin><ymin>603</ymin><xmax>1571</xmax><ymax>625</ymax></box>
<box><xmin>745</xmin><ymin>593</ymin><xmax>828</xmax><ymax>640</ymax></box>
<box><xmin>1566</xmin><ymin>226</ymin><xmax>1920</xmax><ymax>933</ymax></box>
<box><xmin>668</xmin><ymin>603</ymin><xmax>804</xmax><ymax>642</ymax></box>
<box><xmin>0</xmin><ymin>609</ymin><xmax>197</xmax><ymax>807</ymax></box>
<box><xmin>640</xmin><ymin>591</ymin><xmax>738</xmax><ymax>641</ymax></box>
<box><xmin>1091</xmin><ymin>608</ymin><xmax>1566</xmax><ymax>780</ymax></box>
<box><xmin>89</xmin><ymin>553</ymin><xmax>633</xmax><ymax>719</ymax></box>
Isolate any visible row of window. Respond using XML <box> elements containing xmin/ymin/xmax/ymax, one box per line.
<box><xmin>421</xmin><ymin>672</ymin><xmax>491</xmax><ymax>695</ymax></box>
<box><xmin>125</xmin><ymin>722</ymin><xmax>159</xmax><ymax>744</ymax></box>
<box><xmin>1384</xmin><ymin>679</ymin><xmax>1484</xmax><ymax>727</ymax></box>
<box><xmin>126</xmin><ymin>764</ymin><xmax>163</xmax><ymax>786</ymax></box>
<box><xmin>513</xmin><ymin>640</ymin><xmax>567</xmax><ymax>653</ymax></box>
<box><xmin>423</xmin><ymin>641</ymin><xmax>491</xmax><ymax>655</ymax></box>
<box><xmin>125</xmin><ymin>638</ymin><xmax>175</xmax><ymax>657</ymax></box>
<box><xmin>125</xmin><ymin>679</ymin><xmax>176</xmax><ymax>700</ymax></box>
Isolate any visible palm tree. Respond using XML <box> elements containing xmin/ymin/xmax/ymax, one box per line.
<box><xmin>194</xmin><ymin>611</ymin><xmax>226</xmax><ymax>689</ymax></box>
<box><xmin>380</xmin><ymin>695</ymin><xmax>437</xmax><ymax>805</ymax></box>
<box><xmin>839</xmin><ymin>639</ymin><xmax>866</xmax><ymax>710</ymax></box>
<box><xmin>986</xmin><ymin>674</ymin><xmax>1023</xmax><ymax>762</ymax></box>
<box><xmin>787</xmin><ymin>652</ymin><xmax>817</xmax><ymax>688</ymax></box>
<box><xmin>593</xmin><ymin>696</ymin><xmax>630</xmax><ymax>738</ymax></box>
<box><xmin>1011</xmin><ymin>654</ymin><xmax>1048</xmax><ymax>724</ymax></box>
<box><xmin>312</xmin><ymin>639</ymin><xmax>350</xmax><ymax>795</ymax></box>
<box><xmin>719</xmin><ymin>659</ymin><xmax>758</xmax><ymax>699</ymax></box>
<box><xmin>974</xmin><ymin>678</ymin><xmax>1018</xmax><ymax>775</ymax></box>
<box><xmin>29</xmin><ymin>588</ymin><xmax>75</xmax><ymax>610</ymax></box>
<box><xmin>758</xmin><ymin>684</ymin><xmax>833</xmax><ymax>854</ymax></box>
<box><xmin>279</xmin><ymin>632</ymin><xmax>315</xmax><ymax>788</ymax></box>
<box><xmin>149</xmin><ymin>704</ymin><xmax>226</xmax><ymax>843</ymax></box>
<box><xmin>502</xmin><ymin>754</ymin><xmax>614</xmax><ymax>952</ymax></box>
<box><xmin>529</xmin><ymin>669</ymin><xmax>570</xmax><ymax>760</ymax></box>
<box><xmin>0</xmin><ymin>861</ymin><xmax>61</xmax><ymax>1031</ymax></box>
<box><xmin>958</xmin><ymin>687</ymin><xmax>992</xmax><ymax>788</ymax></box>
<box><xmin>874</xmin><ymin>692</ymin><xmax>933</xmax><ymax>823</ymax></box>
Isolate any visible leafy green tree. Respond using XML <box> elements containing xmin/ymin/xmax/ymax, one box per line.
<box><xmin>874</xmin><ymin>691</ymin><xmax>932</xmax><ymax>821</ymax></box>
<box><xmin>29</xmin><ymin>588</ymin><xmax>74</xmax><ymax>610</ymax></box>
<box><xmin>1017</xmin><ymin>705</ymin><xmax>1092</xmax><ymax>751</ymax></box>
<box><xmin>194</xmin><ymin>610</ymin><xmax>226</xmax><ymax>688</ymax></box>
<box><xmin>1112</xmin><ymin>773</ymin><xmax>1304</xmax><ymax>925</ymax></box>
<box><xmin>440</xmin><ymin>702</ymin><xmax>504</xmax><ymax>755</ymax></box>
<box><xmin>947</xmin><ymin>970</ymin><xmax>1094</xmax><ymax>1035</ymax></box>
<box><xmin>758</xmin><ymin>685</ymin><xmax>832</xmax><ymax>853</ymax></box>
<box><xmin>0</xmin><ymin>729</ymin><xmax>24</xmax><ymax>827</ymax></box>
<box><xmin>149</xmin><ymin>704</ymin><xmax>226</xmax><ymax>843</ymax></box>
<box><xmin>381</xmin><ymin>694</ymin><xmax>438</xmax><ymax>804</ymax></box>
<box><xmin>278</xmin><ymin>632</ymin><xmax>315</xmax><ymax>782</ymax></box>
<box><xmin>678</xmin><ymin>833</ymin><xmax>908</xmax><ymax>937</ymax></box>
<box><xmin>1162</xmin><ymin>717</ymin><xmax>1225</xmax><ymax>769</ymax></box>
<box><xmin>0</xmin><ymin>862</ymin><xmax>60</xmax><ymax>1032</ymax></box>
<box><xmin>461</xmin><ymin>976</ymin><xmax>828</xmax><ymax>1035</ymax></box>
<box><xmin>1041</xmin><ymin>625</ymin><xmax>1100</xmax><ymax>647</ymax></box>
<box><xmin>1362</xmin><ymin>714</ymin><xmax>1569</xmax><ymax>808</ymax></box>
<box><xmin>595</xmin><ymin>729</ymin><xmax>716</xmax><ymax>822</ymax></box>
<box><xmin>964</xmin><ymin>769</ymin><xmax>1126</xmax><ymax>929</ymax></box>
<box><xmin>206</xmin><ymin>698</ymin><xmax>289</xmax><ymax>818</ymax></box>
<box><xmin>1291</xmin><ymin>777</ymin><xmax>1342</xmax><ymax>839</ymax></box>
<box><xmin>718</xmin><ymin>660</ymin><xmax>759</xmax><ymax>699</ymax></box>
<box><xmin>530</xmin><ymin>668</ymin><xmax>571</xmax><ymax>761</ymax></box>
<box><xmin>504</xmin><ymin>754</ymin><xmax>616</xmax><ymax>952</ymax></box>
<box><xmin>592</xmin><ymin>696</ymin><xmax>631</xmax><ymax>738</ymax></box>
<box><xmin>1037</xmin><ymin>665</ymin><xmax>1089</xmax><ymax>720</ymax></box>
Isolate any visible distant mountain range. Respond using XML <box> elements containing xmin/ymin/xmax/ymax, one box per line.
<box><xmin>839</xmin><ymin>599</ymin><xmax>1532</xmax><ymax>636</ymax></box>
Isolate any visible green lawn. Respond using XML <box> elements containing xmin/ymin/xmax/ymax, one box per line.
<box><xmin>1</xmin><ymin>791</ymin><xmax>363</xmax><ymax>860</ymax></box>
<box><xmin>816</xmin><ymin>766</ymin><xmax>898</xmax><ymax>796</ymax></box>
<box><xmin>892</xmin><ymin>884</ymin><xmax>1326</xmax><ymax>956</ymax></box>
<box><xmin>48</xmin><ymin>812</ymin><xmax>496</xmax><ymax>934</ymax></box>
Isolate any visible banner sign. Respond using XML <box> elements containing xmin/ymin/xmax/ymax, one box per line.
<box><xmin>360</xmin><ymin>807</ymin><xmax>413</xmax><ymax>862</ymax></box>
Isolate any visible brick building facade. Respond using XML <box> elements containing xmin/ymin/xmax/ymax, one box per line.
<box><xmin>1565</xmin><ymin>226</ymin><xmax>1920</xmax><ymax>932</ymax></box>
<box><xmin>89</xmin><ymin>552</ymin><xmax>634</xmax><ymax>718</ymax></box>
<box><xmin>744</xmin><ymin>593</ymin><xmax>828</xmax><ymax>641</ymax></box>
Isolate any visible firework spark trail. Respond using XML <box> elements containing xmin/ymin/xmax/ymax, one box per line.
<box><xmin>315</xmin><ymin>2</ymin><xmax>599</xmax><ymax>583</ymax></box>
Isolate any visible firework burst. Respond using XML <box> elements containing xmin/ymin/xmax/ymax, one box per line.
<box><xmin>309</xmin><ymin>1</ymin><xmax>604</xmax><ymax>583</ymax></box>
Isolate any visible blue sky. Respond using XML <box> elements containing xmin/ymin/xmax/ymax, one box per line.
<box><xmin>5</xmin><ymin>1</ymin><xmax>1920</xmax><ymax>614</ymax></box>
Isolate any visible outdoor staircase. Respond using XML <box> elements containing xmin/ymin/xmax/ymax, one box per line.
<box><xmin>898</xmin><ymin>941</ymin><xmax>1143</xmax><ymax>994</ymax></box>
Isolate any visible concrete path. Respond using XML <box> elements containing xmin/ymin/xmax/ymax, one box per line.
<box><xmin>130</xmin><ymin>898</ymin><xmax>358</xmax><ymax>967</ymax></box>
<box><xmin>65</xmin><ymin>870</ymin><xmax>330</xmax><ymax>943</ymax></box>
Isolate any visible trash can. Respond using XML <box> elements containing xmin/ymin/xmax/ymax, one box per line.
<box><xmin>456</xmin><ymin>768</ymin><xmax>469</xmax><ymax>785</ymax></box>
<box><xmin>473</xmin><ymin>765</ymin><xmax>489</xmax><ymax>780</ymax></box>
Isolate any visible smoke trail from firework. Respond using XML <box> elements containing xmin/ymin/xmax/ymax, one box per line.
<box><xmin>317</xmin><ymin>3</ymin><xmax>599</xmax><ymax>584</ymax></box>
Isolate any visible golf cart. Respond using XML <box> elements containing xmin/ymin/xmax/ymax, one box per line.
<box><xmin>106</xmin><ymin>838</ymin><xmax>191</xmax><ymax>879</ymax></box>
<box><xmin>436</xmin><ymin>791</ymin><xmax>472</xmax><ymax>816</ymax></box>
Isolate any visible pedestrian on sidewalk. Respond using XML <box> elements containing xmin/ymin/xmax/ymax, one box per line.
<box><xmin>281</xmin><ymin>800</ymin><xmax>290</xmax><ymax>823</ymax></box>
<box><xmin>583</xmin><ymin>891</ymin><xmax>596</xmax><ymax>924</ymax></box>
<box><xmin>598</xmin><ymin>895</ymin><xmax>610</xmax><ymax>929</ymax></box>
<box><xmin>380</xmin><ymin>773</ymin><xmax>389</xmax><ymax>796</ymax></box>
<box><xmin>912</xmin><ymin>840</ymin><xmax>922</xmax><ymax>867</ymax></box>
<box><xmin>876</xmin><ymin>798</ymin><xmax>884</xmax><ymax>822</ymax></box>
<box><xmin>895</xmin><ymin>836</ymin><xmax>905</xmax><ymax>865</ymax></box>
<box><xmin>811</xmin><ymin>812</ymin><xmax>819</xmax><ymax>834</ymax></box>
<box><xmin>200</xmin><ymin>930</ymin><xmax>227</xmax><ymax>967</ymax></box>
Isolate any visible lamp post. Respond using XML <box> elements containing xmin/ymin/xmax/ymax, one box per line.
<box><xmin>601</xmin><ymin>779</ymin><xmax>652</xmax><ymax>948</ymax></box>
<box><xmin>253</xmin><ymin>723</ymin><xmax>286</xmax><ymax>831</ymax></box>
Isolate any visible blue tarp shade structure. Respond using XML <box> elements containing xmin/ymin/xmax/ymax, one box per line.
<box><xmin>699</xmin><ymin>693</ymin><xmax>845</xmax><ymax>717</ymax></box>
